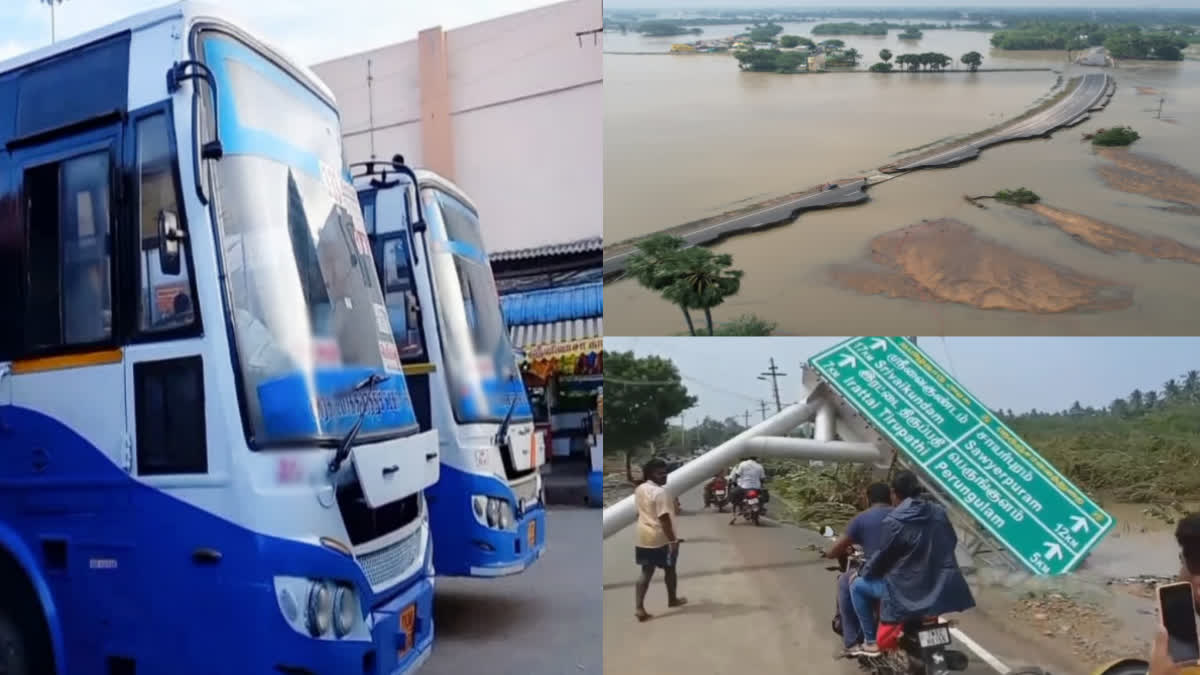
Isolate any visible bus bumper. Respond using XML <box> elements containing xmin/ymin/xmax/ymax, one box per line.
<box><xmin>368</xmin><ymin>575</ymin><xmax>435</xmax><ymax>675</ymax></box>
<box><xmin>467</xmin><ymin>505</ymin><xmax>547</xmax><ymax>577</ymax></box>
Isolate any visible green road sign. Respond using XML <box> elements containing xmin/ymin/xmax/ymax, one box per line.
<box><xmin>809</xmin><ymin>337</ymin><xmax>1114</xmax><ymax>575</ymax></box>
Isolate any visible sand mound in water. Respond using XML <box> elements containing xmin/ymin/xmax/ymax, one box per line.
<box><xmin>831</xmin><ymin>219</ymin><xmax>1133</xmax><ymax>313</ymax></box>
<box><xmin>1096</xmin><ymin>147</ymin><xmax>1200</xmax><ymax>214</ymax></box>
<box><xmin>1026</xmin><ymin>203</ymin><xmax>1200</xmax><ymax>264</ymax></box>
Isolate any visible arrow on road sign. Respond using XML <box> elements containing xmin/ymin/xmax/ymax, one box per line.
<box><xmin>1069</xmin><ymin>515</ymin><xmax>1090</xmax><ymax>534</ymax></box>
<box><xmin>838</xmin><ymin>355</ymin><xmax>857</xmax><ymax>368</ymax></box>
<box><xmin>1043</xmin><ymin>542</ymin><xmax>1063</xmax><ymax>561</ymax></box>
<box><xmin>870</xmin><ymin>338</ymin><xmax>888</xmax><ymax>351</ymax></box>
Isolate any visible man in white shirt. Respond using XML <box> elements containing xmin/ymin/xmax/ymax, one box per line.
<box><xmin>729</xmin><ymin>456</ymin><xmax>769</xmax><ymax>513</ymax></box>
<box><xmin>633</xmin><ymin>457</ymin><xmax>687</xmax><ymax>621</ymax></box>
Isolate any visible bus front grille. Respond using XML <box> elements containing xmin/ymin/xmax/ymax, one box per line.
<box><xmin>336</xmin><ymin>481</ymin><xmax>420</xmax><ymax>546</ymax></box>
<box><xmin>357</xmin><ymin>527</ymin><xmax>423</xmax><ymax>589</ymax></box>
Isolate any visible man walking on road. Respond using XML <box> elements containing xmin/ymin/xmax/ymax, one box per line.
<box><xmin>823</xmin><ymin>482</ymin><xmax>894</xmax><ymax>654</ymax></box>
<box><xmin>634</xmin><ymin>458</ymin><xmax>687</xmax><ymax>622</ymax></box>
<box><xmin>849</xmin><ymin>471</ymin><xmax>975</xmax><ymax>656</ymax></box>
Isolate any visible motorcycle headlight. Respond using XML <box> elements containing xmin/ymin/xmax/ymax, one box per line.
<box><xmin>306</xmin><ymin>581</ymin><xmax>335</xmax><ymax>637</ymax></box>
<box><xmin>332</xmin><ymin>585</ymin><xmax>357</xmax><ymax>637</ymax></box>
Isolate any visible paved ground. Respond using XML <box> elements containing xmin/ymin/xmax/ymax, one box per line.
<box><xmin>891</xmin><ymin>72</ymin><xmax>1113</xmax><ymax>171</ymax></box>
<box><xmin>603</xmin><ymin>489</ymin><xmax>1077</xmax><ymax>675</ymax></box>
<box><xmin>603</xmin><ymin>179</ymin><xmax>868</xmax><ymax>276</ymax></box>
<box><xmin>424</xmin><ymin>507</ymin><xmax>600</xmax><ymax>675</ymax></box>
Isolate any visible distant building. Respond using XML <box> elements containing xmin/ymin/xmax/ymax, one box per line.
<box><xmin>808</xmin><ymin>52</ymin><xmax>827</xmax><ymax>71</ymax></box>
<box><xmin>670</xmin><ymin>43</ymin><xmax>696</xmax><ymax>52</ymax></box>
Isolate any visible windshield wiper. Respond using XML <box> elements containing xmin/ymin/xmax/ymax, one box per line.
<box><xmin>493</xmin><ymin>394</ymin><xmax>519</xmax><ymax>449</ymax></box>
<box><xmin>328</xmin><ymin>372</ymin><xmax>392</xmax><ymax>474</ymax></box>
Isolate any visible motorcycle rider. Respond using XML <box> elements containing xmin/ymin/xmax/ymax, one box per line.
<box><xmin>849</xmin><ymin>470</ymin><xmax>976</xmax><ymax>656</ymax></box>
<box><xmin>728</xmin><ymin>456</ymin><xmax>768</xmax><ymax>511</ymax></box>
<box><xmin>1148</xmin><ymin>511</ymin><xmax>1200</xmax><ymax>675</ymax></box>
<box><xmin>704</xmin><ymin>471</ymin><xmax>727</xmax><ymax>507</ymax></box>
<box><xmin>822</xmin><ymin>482</ymin><xmax>894</xmax><ymax>654</ymax></box>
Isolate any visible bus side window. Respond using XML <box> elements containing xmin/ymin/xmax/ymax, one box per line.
<box><xmin>136</xmin><ymin>113</ymin><xmax>195</xmax><ymax>333</ymax></box>
<box><xmin>25</xmin><ymin>151</ymin><xmax>113</xmax><ymax>348</ymax></box>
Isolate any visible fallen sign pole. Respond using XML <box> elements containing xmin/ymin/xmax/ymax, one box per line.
<box><xmin>601</xmin><ymin>399</ymin><xmax>887</xmax><ymax>539</ymax></box>
<box><xmin>808</xmin><ymin>337</ymin><xmax>1115</xmax><ymax>575</ymax></box>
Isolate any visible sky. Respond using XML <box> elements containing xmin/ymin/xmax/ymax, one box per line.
<box><xmin>603</xmin><ymin>337</ymin><xmax>1200</xmax><ymax>423</ymax></box>
<box><xmin>0</xmin><ymin>0</ymin><xmax>562</xmax><ymax>66</ymax></box>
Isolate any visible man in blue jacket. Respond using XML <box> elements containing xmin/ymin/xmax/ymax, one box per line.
<box><xmin>849</xmin><ymin>470</ymin><xmax>976</xmax><ymax>656</ymax></box>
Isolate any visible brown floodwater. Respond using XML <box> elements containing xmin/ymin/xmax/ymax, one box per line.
<box><xmin>604</xmin><ymin>34</ymin><xmax>1200</xmax><ymax>335</ymax></box>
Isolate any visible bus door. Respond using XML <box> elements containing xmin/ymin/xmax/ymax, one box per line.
<box><xmin>8</xmin><ymin>118</ymin><xmax>135</xmax><ymax>664</ymax></box>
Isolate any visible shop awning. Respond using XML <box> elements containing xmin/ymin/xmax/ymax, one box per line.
<box><xmin>510</xmin><ymin>318</ymin><xmax>602</xmax><ymax>361</ymax></box>
<box><xmin>502</xmin><ymin>282</ymin><xmax>602</xmax><ymax>377</ymax></box>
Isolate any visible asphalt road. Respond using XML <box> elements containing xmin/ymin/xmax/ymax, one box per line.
<box><xmin>603</xmin><ymin>179</ymin><xmax>869</xmax><ymax>276</ymax></box>
<box><xmin>603</xmin><ymin>489</ymin><xmax>1073</xmax><ymax>675</ymax></box>
<box><xmin>891</xmin><ymin>72</ymin><xmax>1113</xmax><ymax>171</ymax></box>
<box><xmin>423</xmin><ymin>507</ymin><xmax>601</xmax><ymax>675</ymax></box>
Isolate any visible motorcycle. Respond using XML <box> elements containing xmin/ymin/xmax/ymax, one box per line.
<box><xmin>704</xmin><ymin>478</ymin><xmax>729</xmax><ymax>512</ymax></box>
<box><xmin>823</xmin><ymin>529</ymin><xmax>970</xmax><ymax>675</ymax></box>
<box><xmin>729</xmin><ymin>488</ymin><xmax>764</xmax><ymax>526</ymax></box>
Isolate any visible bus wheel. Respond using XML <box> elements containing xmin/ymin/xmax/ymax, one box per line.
<box><xmin>0</xmin><ymin>555</ymin><xmax>53</xmax><ymax>675</ymax></box>
<box><xmin>0</xmin><ymin>607</ymin><xmax>30</xmax><ymax>675</ymax></box>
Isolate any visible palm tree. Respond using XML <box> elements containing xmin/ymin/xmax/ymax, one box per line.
<box><xmin>844</xmin><ymin>48</ymin><xmax>861</xmax><ymax>66</ymax></box>
<box><xmin>1129</xmin><ymin>389</ymin><xmax>1144</xmax><ymax>412</ymax></box>
<box><xmin>626</xmin><ymin>234</ymin><xmax>696</xmax><ymax>335</ymax></box>
<box><xmin>880</xmin><ymin>48</ymin><xmax>893</xmax><ymax>63</ymax></box>
<box><xmin>1164</xmin><ymin>378</ymin><xmax>1183</xmax><ymax>404</ymax></box>
<box><xmin>662</xmin><ymin>248</ymin><xmax>743</xmax><ymax>336</ymax></box>
<box><xmin>1185</xmin><ymin>370</ymin><xmax>1200</xmax><ymax>402</ymax></box>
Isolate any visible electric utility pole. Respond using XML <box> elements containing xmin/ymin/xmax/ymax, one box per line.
<box><xmin>743</xmin><ymin>410</ymin><xmax>751</xmax><ymax>428</ymax></box>
<box><xmin>759</xmin><ymin>357</ymin><xmax>786</xmax><ymax>413</ymax></box>
<box><xmin>759</xmin><ymin>400</ymin><xmax>769</xmax><ymax>421</ymax></box>
<box><xmin>42</xmin><ymin>0</ymin><xmax>66</xmax><ymax>44</ymax></box>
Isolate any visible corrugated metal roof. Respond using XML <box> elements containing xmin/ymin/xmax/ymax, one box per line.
<box><xmin>509</xmin><ymin>317</ymin><xmax>602</xmax><ymax>348</ymax></box>
<box><xmin>500</xmin><ymin>282</ymin><xmax>602</xmax><ymax>326</ymax></box>
<box><xmin>489</xmin><ymin>237</ymin><xmax>603</xmax><ymax>262</ymax></box>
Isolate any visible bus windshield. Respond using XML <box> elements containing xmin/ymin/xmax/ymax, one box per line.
<box><xmin>422</xmin><ymin>189</ymin><xmax>532</xmax><ymax>425</ymax></box>
<box><xmin>202</xmin><ymin>34</ymin><xmax>417</xmax><ymax>447</ymax></box>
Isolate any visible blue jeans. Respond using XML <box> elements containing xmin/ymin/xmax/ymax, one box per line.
<box><xmin>850</xmin><ymin>576</ymin><xmax>888</xmax><ymax>643</ymax></box>
<box><xmin>837</xmin><ymin>572</ymin><xmax>862</xmax><ymax>648</ymax></box>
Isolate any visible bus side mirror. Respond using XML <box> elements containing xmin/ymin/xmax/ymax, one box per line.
<box><xmin>158</xmin><ymin>209</ymin><xmax>183</xmax><ymax>276</ymax></box>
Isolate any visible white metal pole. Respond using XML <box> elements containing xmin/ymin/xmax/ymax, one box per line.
<box><xmin>743</xmin><ymin>437</ymin><xmax>881</xmax><ymax>463</ymax></box>
<box><xmin>603</xmin><ymin>401</ymin><xmax>820</xmax><ymax>538</ymax></box>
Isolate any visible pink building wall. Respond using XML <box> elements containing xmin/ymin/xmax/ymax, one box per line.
<box><xmin>312</xmin><ymin>0</ymin><xmax>602</xmax><ymax>254</ymax></box>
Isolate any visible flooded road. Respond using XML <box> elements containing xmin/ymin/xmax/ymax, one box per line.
<box><xmin>604</xmin><ymin>24</ymin><xmax>1200</xmax><ymax>335</ymax></box>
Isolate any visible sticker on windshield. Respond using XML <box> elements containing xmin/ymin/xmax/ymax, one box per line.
<box><xmin>380</xmin><ymin>340</ymin><xmax>403</xmax><ymax>374</ymax></box>
<box><xmin>373</xmin><ymin>303</ymin><xmax>392</xmax><ymax>335</ymax></box>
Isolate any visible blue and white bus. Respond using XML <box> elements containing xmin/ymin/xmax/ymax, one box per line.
<box><xmin>353</xmin><ymin>157</ymin><xmax>547</xmax><ymax>578</ymax></box>
<box><xmin>0</xmin><ymin>5</ymin><xmax>437</xmax><ymax>674</ymax></box>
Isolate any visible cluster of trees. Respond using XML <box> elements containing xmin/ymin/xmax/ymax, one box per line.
<box><xmin>603</xmin><ymin>351</ymin><xmax>697</xmax><ymax>477</ymax></box>
<box><xmin>812</xmin><ymin>22</ymin><xmax>891</xmax><ymax>36</ymax></box>
<box><xmin>895</xmin><ymin>51</ymin><xmax>952</xmax><ymax>71</ymax></box>
<box><xmin>996</xmin><ymin>369</ymin><xmax>1200</xmax><ymax>502</ymax></box>
<box><xmin>1002</xmin><ymin>371</ymin><xmax>1200</xmax><ymax>422</ymax></box>
<box><xmin>898</xmin><ymin>28</ymin><xmax>924</xmax><ymax>40</ymax></box>
<box><xmin>745</xmin><ymin>22</ymin><xmax>784</xmax><ymax>43</ymax></box>
<box><xmin>627</xmin><ymin>234</ymin><xmax>773</xmax><ymax>336</ymax></box>
<box><xmin>990</xmin><ymin>22</ymin><xmax>1188</xmax><ymax>60</ymax></box>
<box><xmin>994</xmin><ymin>187</ymin><xmax>1041</xmax><ymax>204</ymax></box>
<box><xmin>779</xmin><ymin>34</ymin><xmax>815</xmax><ymax>49</ymax></box>
<box><xmin>1092</xmin><ymin>126</ymin><xmax>1141</xmax><ymax>147</ymax></box>
<box><xmin>631</xmin><ymin>20</ymin><xmax>703</xmax><ymax>37</ymax></box>
<box><xmin>734</xmin><ymin>48</ymin><xmax>808</xmax><ymax>73</ymax></box>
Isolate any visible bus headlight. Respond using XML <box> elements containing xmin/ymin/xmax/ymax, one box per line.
<box><xmin>486</xmin><ymin>498</ymin><xmax>500</xmax><ymax>527</ymax></box>
<box><xmin>306</xmin><ymin>581</ymin><xmax>335</xmax><ymax>637</ymax></box>
<box><xmin>472</xmin><ymin>495</ymin><xmax>516</xmax><ymax>531</ymax></box>
<box><xmin>332</xmin><ymin>585</ymin><xmax>357</xmax><ymax>637</ymax></box>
